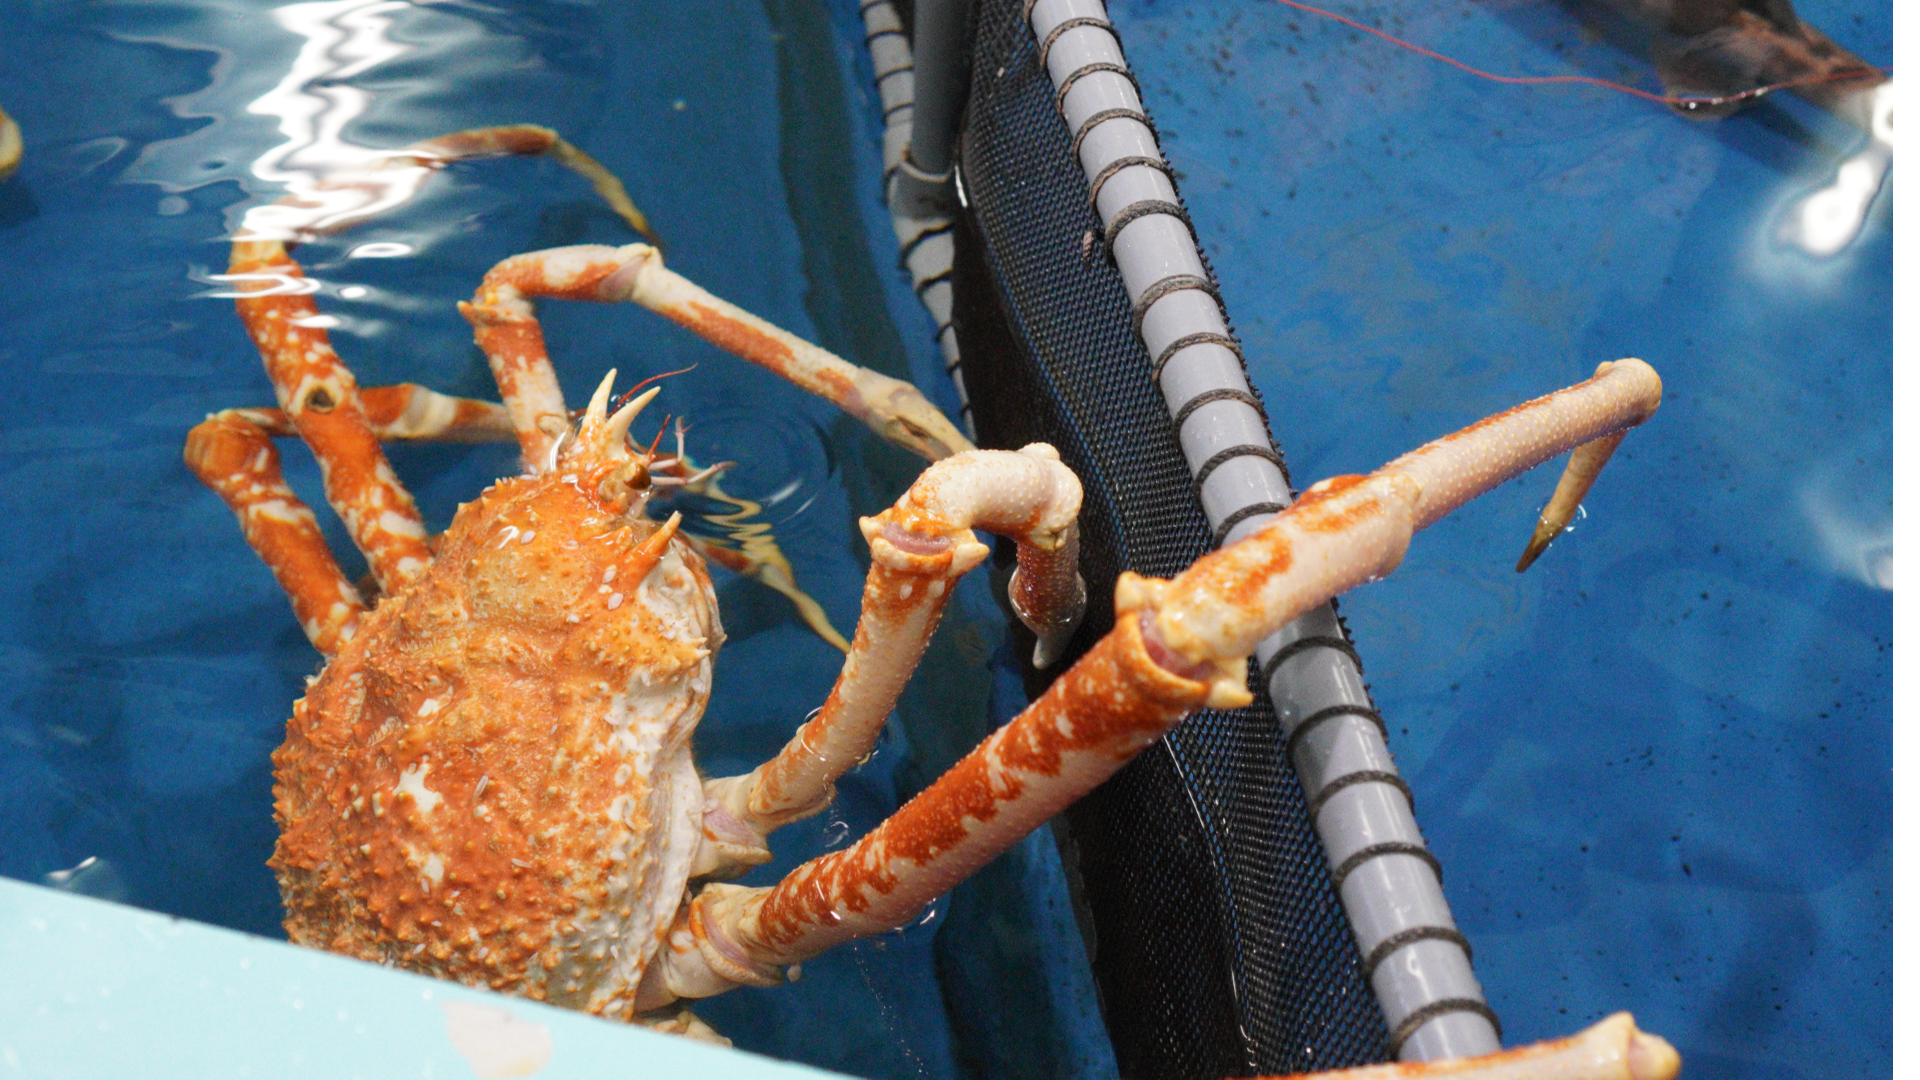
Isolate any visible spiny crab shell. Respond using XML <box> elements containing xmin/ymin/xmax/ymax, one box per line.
<box><xmin>269</xmin><ymin>420</ymin><xmax>719</xmax><ymax>1017</ymax></box>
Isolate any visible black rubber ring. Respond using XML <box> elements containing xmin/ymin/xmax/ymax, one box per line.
<box><xmin>1171</xmin><ymin>386</ymin><xmax>1261</xmax><ymax>434</ymax></box>
<box><xmin>1055</xmin><ymin>61</ymin><xmax>1140</xmax><ymax>116</ymax></box>
<box><xmin>898</xmin><ymin>221</ymin><xmax>953</xmax><ymax>265</ymax></box>
<box><xmin>913</xmin><ymin>268</ymin><xmax>952</xmax><ymax>298</ymax></box>
<box><xmin>1362</xmin><ymin>926</ymin><xmax>1472</xmax><ymax>979</ymax></box>
<box><xmin>1131</xmin><ymin>273</ymin><xmax>1220</xmax><ymax>339</ymax></box>
<box><xmin>860</xmin><ymin>0</ymin><xmax>894</xmax><ymax>13</ymax></box>
<box><xmin>1103</xmin><ymin>199</ymin><xmax>1193</xmax><ymax>250</ymax></box>
<box><xmin>882</xmin><ymin>100</ymin><xmax>914</xmax><ymax>124</ymax></box>
<box><xmin>1069</xmin><ymin>107</ymin><xmax>1153</xmax><ymax>167</ymax></box>
<box><xmin>1038</xmin><ymin>17</ymin><xmax>1116</xmax><ymax>71</ymax></box>
<box><xmin>1191</xmin><ymin>444</ymin><xmax>1285</xmax><ymax>494</ymax></box>
<box><xmin>1151</xmin><ymin>331</ymin><xmax>1244</xmax><ymax>387</ymax></box>
<box><xmin>1088</xmin><ymin>155</ymin><xmax>1173</xmax><ymax>212</ymax></box>
<box><xmin>866</xmin><ymin>27</ymin><xmax>908</xmax><ymax>46</ymax></box>
<box><xmin>1285</xmin><ymin>704</ymin><xmax>1389</xmax><ymax>757</ymax></box>
<box><xmin>1211</xmin><ymin>500</ymin><xmax>1288</xmax><ymax>547</ymax></box>
<box><xmin>1307</xmin><ymin>768</ymin><xmax>1415</xmax><ymax>819</ymax></box>
<box><xmin>872</xmin><ymin>62</ymin><xmax>914</xmax><ymax>84</ymax></box>
<box><xmin>1262</xmin><ymin>634</ymin><xmax>1366</xmax><ymax>684</ymax></box>
<box><xmin>1329</xmin><ymin>841</ymin><xmax>1443</xmax><ymax>892</ymax></box>
<box><xmin>1388</xmin><ymin>999</ymin><xmax>1503</xmax><ymax>1057</ymax></box>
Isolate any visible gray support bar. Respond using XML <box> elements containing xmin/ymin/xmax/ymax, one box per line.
<box><xmin>861</xmin><ymin>0</ymin><xmax>975</xmax><ymax>437</ymax></box>
<box><xmin>1021</xmin><ymin>0</ymin><xmax>1501</xmax><ymax>1060</ymax></box>
<box><xmin>908</xmin><ymin>0</ymin><xmax>975</xmax><ymax>179</ymax></box>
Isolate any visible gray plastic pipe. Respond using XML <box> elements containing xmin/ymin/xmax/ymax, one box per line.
<box><xmin>860</xmin><ymin>0</ymin><xmax>975</xmax><ymax>438</ymax></box>
<box><xmin>1021</xmin><ymin>0</ymin><xmax>1503</xmax><ymax>1061</ymax></box>
<box><xmin>908</xmin><ymin>0</ymin><xmax>974</xmax><ymax>182</ymax></box>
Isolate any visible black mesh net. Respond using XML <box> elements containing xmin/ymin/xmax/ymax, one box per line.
<box><xmin>950</xmin><ymin>0</ymin><xmax>1395</xmax><ymax>1074</ymax></box>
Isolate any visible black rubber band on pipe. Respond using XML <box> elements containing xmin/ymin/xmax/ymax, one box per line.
<box><xmin>1284</xmin><ymin>704</ymin><xmax>1389</xmax><ymax>757</ymax></box>
<box><xmin>1038</xmin><ymin>17</ymin><xmax>1116</xmax><ymax>70</ymax></box>
<box><xmin>1362</xmin><ymin>926</ymin><xmax>1472</xmax><ymax>978</ymax></box>
<box><xmin>1191</xmin><ymin>444</ymin><xmax>1284</xmax><ymax>494</ymax></box>
<box><xmin>1088</xmin><ymin>155</ymin><xmax>1173</xmax><ymax>212</ymax></box>
<box><xmin>1069</xmin><ymin>107</ymin><xmax>1154</xmax><ymax>165</ymax></box>
<box><xmin>1103</xmin><ymin>199</ymin><xmax>1194</xmax><ymax>250</ymax></box>
<box><xmin>1151</xmin><ymin>331</ymin><xmax>1243</xmax><ymax>388</ymax></box>
<box><xmin>1262</xmin><ymin>633</ymin><xmax>1366</xmax><ymax>683</ymax></box>
<box><xmin>1211</xmin><ymin>500</ymin><xmax>1288</xmax><ymax>547</ymax></box>
<box><xmin>1308</xmin><ymin>768</ymin><xmax>1414</xmax><ymax>819</ymax></box>
<box><xmin>1330</xmin><ymin>842</ymin><xmax>1443</xmax><ymax>892</ymax></box>
<box><xmin>1388</xmin><ymin>999</ymin><xmax>1503</xmax><ymax>1058</ymax></box>
<box><xmin>1055</xmin><ymin>61</ymin><xmax>1141</xmax><ymax>116</ymax></box>
<box><xmin>1131</xmin><ymin>273</ymin><xmax>1220</xmax><ymax>339</ymax></box>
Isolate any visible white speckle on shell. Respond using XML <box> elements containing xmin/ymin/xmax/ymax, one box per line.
<box><xmin>396</xmin><ymin>762</ymin><xmax>443</xmax><ymax>814</ymax></box>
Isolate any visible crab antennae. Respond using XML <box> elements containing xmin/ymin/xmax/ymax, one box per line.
<box><xmin>616</xmin><ymin>364</ymin><xmax>697</xmax><ymax>408</ymax></box>
<box><xmin>644</xmin><ymin>415</ymin><xmax>673</xmax><ymax>462</ymax></box>
<box><xmin>606</xmin><ymin>386</ymin><xmax>661</xmax><ymax>449</ymax></box>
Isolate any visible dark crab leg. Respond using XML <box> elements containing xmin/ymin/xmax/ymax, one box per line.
<box><xmin>636</xmin><ymin>359</ymin><xmax>1662</xmax><ymax>1007</ymax></box>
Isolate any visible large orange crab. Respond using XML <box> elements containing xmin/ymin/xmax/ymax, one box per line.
<box><xmin>188</xmin><ymin>128</ymin><xmax>1680</xmax><ymax>1080</ymax></box>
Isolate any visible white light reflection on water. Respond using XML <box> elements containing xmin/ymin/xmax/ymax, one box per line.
<box><xmin>235</xmin><ymin>0</ymin><xmax>431</xmax><ymax>241</ymax></box>
<box><xmin>1799</xmin><ymin>469</ymin><xmax>1893</xmax><ymax>591</ymax></box>
<box><xmin>1778</xmin><ymin>81</ymin><xmax>1895</xmax><ymax>258</ymax></box>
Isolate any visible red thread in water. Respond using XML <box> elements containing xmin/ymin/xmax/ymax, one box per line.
<box><xmin>1267</xmin><ymin>0</ymin><xmax>1886</xmax><ymax>111</ymax></box>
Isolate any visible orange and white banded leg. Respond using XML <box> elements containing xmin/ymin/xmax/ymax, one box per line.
<box><xmin>222</xmin><ymin>383</ymin><xmax>515</xmax><ymax>444</ymax></box>
<box><xmin>1253</xmin><ymin>1013</ymin><xmax>1678</xmax><ymax>1080</ymax></box>
<box><xmin>185</xmin><ymin>412</ymin><xmax>367</xmax><ymax>655</ymax></box>
<box><xmin>462</xmin><ymin>244</ymin><xmax>973</xmax><ymax>464</ymax></box>
<box><xmin>694</xmin><ymin>445</ymin><xmax>1086</xmax><ymax>875</ymax></box>
<box><xmin>185</xmin><ymin>387</ymin><xmax>511</xmax><ymax>653</ymax></box>
<box><xmin>1139</xmin><ymin>358</ymin><xmax>1662</xmax><ymax>673</ymax></box>
<box><xmin>230</xmin><ymin>240</ymin><xmax>434</xmax><ymax>595</ymax></box>
<box><xmin>636</xmin><ymin>359</ymin><xmax>1662</xmax><ymax>1006</ymax></box>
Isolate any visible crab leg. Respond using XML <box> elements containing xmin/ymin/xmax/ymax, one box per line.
<box><xmin>241</xmin><ymin>124</ymin><xmax>656</xmax><ymax>246</ymax></box>
<box><xmin>225</xmin><ymin>383</ymin><xmax>515</xmax><ymax>443</ymax></box>
<box><xmin>637</xmin><ymin>359</ymin><xmax>1661</xmax><ymax>1004</ymax></box>
<box><xmin>461</xmin><ymin>245</ymin><xmax>973</xmax><ymax>465</ymax></box>
<box><xmin>229</xmin><ymin>240</ymin><xmax>435</xmax><ymax>594</ymax></box>
<box><xmin>185</xmin><ymin>412</ymin><xmax>367</xmax><ymax>655</ymax></box>
<box><xmin>701</xmin><ymin>445</ymin><xmax>1085</xmax><ymax>853</ymax></box>
<box><xmin>185</xmin><ymin>387</ymin><xmax>513</xmax><ymax>654</ymax></box>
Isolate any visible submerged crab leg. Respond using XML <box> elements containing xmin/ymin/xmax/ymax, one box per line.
<box><xmin>225</xmin><ymin>384</ymin><xmax>515</xmax><ymax>444</ymax></box>
<box><xmin>229</xmin><ymin>239</ymin><xmax>435</xmax><ymax>594</ymax></box>
<box><xmin>702</xmin><ymin>445</ymin><xmax>1086</xmax><ymax>850</ymax></box>
<box><xmin>462</xmin><ymin>245</ymin><xmax>974</xmax><ymax>465</ymax></box>
<box><xmin>640</xmin><ymin>359</ymin><xmax>1661</xmax><ymax>1005</ymax></box>
<box><xmin>241</xmin><ymin>124</ymin><xmax>656</xmax><ymax>247</ymax></box>
<box><xmin>185</xmin><ymin>412</ymin><xmax>367</xmax><ymax>655</ymax></box>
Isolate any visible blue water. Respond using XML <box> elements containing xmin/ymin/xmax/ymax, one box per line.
<box><xmin>0</xmin><ymin>1</ymin><xmax>1890</xmax><ymax>1079</ymax></box>
<box><xmin>1111</xmin><ymin>0</ymin><xmax>1891</xmax><ymax>1076</ymax></box>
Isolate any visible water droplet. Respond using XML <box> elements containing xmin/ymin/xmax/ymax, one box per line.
<box><xmin>821</xmin><ymin>820</ymin><xmax>849</xmax><ymax>849</ymax></box>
